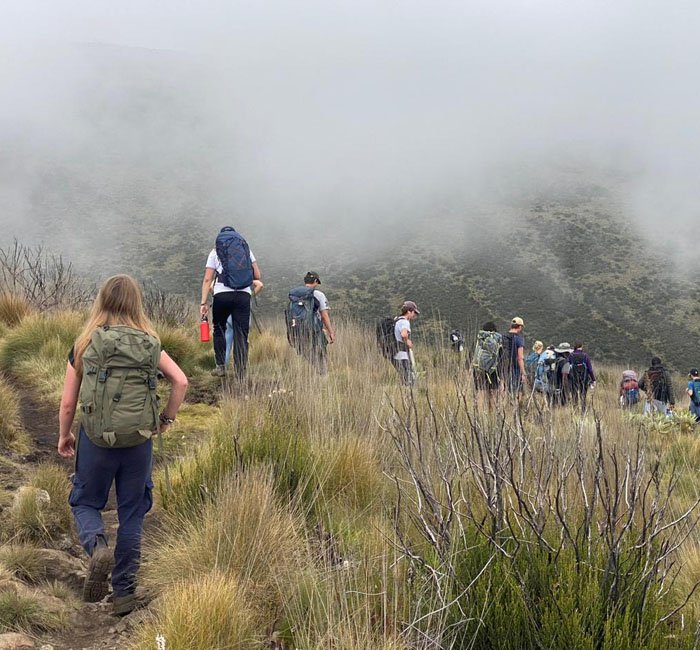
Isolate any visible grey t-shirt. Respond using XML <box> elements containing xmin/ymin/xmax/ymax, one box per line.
<box><xmin>394</xmin><ymin>317</ymin><xmax>410</xmax><ymax>361</ymax></box>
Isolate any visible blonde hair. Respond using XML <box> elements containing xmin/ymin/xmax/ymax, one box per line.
<box><xmin>73</xmin><ymin>275</ymin><xmax>157</xmax><ymax>373</ymax></box>
<box><xmin>533</xmin><ymin>340</ymin><xmax>544</xmax><ymax>353</ymax></box>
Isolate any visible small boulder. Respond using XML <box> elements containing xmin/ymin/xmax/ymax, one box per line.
<box><xmin>0</xmin><ymin>632</ymin><xmax>35</xmax><ymax>649</ymax></box>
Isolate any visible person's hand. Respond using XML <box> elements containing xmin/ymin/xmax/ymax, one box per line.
<box><xmin>57</xmin><ymin>431</ymin><xmax>75</xmax><ymax>458</ymax></box>
<box><xmin>200</xmin><ymin>303</ymin><xmax>209</xmax><ymax>317</ymax></box>
<box><xmin>327</xmin><ymin>332</ymin><xmax>335</xmax><ymax>344</ymax></box>
<box><xmin>590</xmin><ymin>381</ymin><xmax>596</xmax><ymax>390</ymax></box>
<box><xmin>158</xmin><ymin>422</ymin><xmax>171</xmax><ymax>435</ymax></box>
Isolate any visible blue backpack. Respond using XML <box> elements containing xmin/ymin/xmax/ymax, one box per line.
<box><xmin>285</xmin><ymin>286</ymin><xmax>323</xmax><ymax>349</ymax></box>
<box><xmin>691</xmin><ymin>379</ymin><xmax>700</xmax><ymax>406</ymax></box>
<box><xmin>215</xmin><ymin>227</ymin><xmax>254</xmax><ymax>290</ymax></box>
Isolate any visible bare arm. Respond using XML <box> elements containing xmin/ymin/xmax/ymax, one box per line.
<box><xmin>517</xmin><ymin>346</ymin><xmax>526</xmax><ymax>381</ymax></box>
<box><xmin>252</xmin><ymin>261</ymin><xmax>261</xmax><ymax>282</ymax></box>
<box><xmin>200</xmin><ymin>267</ymin><xmax>216</xmax><ymax>316</ymax></box>
<box><xmin>320</xmin><ymin>309</ymin><xmax>335</xmax><ymax>344</ymax></box>
<box><xmin>58</xmin><ymin>362</ymin><xmax>81</xmax><ymax>458</ymax></box>
<box><xmin>158</xmin><ymin>351</ymin><xmax>188</xmax><ymax>434</ymax></box>
<box><xmin>401</xmin><ymin>326</ymin><xmax>412</xmax><ymax>349</ymax></box>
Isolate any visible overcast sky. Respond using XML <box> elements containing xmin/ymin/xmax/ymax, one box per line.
<box><xmin>1</xmin><ymin>1</ymin><xmax>699</xmax><ymax>260</ymax></box>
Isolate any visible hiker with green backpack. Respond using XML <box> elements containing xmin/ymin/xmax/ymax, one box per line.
<box><xmin>471</xmin><ymin>321</ymin><xmax>502</xmax><ymax>394</ymax></box>
<box><xmin>57</xmin><ymin>275</ymin><xmax>188</xmax><ymax>616</ymax></box>
<box><xmin>285</xmin><ymin>271</ymin><xmax>335</xmax><ymax>375</ymax></box>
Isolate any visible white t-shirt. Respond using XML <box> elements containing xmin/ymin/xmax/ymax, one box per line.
<box><xmin>394</xmin><ymin>317</ymin><xmax>410</xmax><ymax>361</ymax></box>
<box><xmin>206</xmin><ymin>248</ymin><xmax>256</xmax><ymax>295</ymax></box>
<box><xmin>313</xmin><ymin>289</ymin><xmax>330</xmax><ymax>312</ymax></box>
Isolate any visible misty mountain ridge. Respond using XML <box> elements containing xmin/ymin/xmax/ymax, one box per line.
<box><xmin>1</xmin><ymin>42</ymin><xmax>698</xmax><ymax>371</ymax></box>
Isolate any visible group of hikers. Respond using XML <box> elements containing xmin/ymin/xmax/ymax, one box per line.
<box><xmin>53</xmin><ymin>226</ymin><xmax>700</xmax><ymax>619</ymax></box>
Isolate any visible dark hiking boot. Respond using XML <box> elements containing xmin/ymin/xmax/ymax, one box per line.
<box><xmin>211</xmin><ymin>365</ymin><xmax>226</xmax><ymax>377</ymax></box>
<box><xmin>83</xmin><ymin>537</ymin><xmax>113</xmax><ymax>602</ymax></box>
<box><xmin>113</xmin><ymin>592</ymin><xmax>139</xmax><ymax>616</ymax></box>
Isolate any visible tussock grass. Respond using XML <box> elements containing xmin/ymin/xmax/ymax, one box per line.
<box><xmin>128</xmin><ymin>572</ymin><xmax>262</xmax><ymax>650</ymax></box>
<box><xmin>0</xmin><ymin>588</ymin><xmax>68</xmax><ymax>634</ymax></box>
<box><xmin>0</xmin><ymin>292</ymin><xmax>32</xmax><ymax>327</ymax></box>
<box><xmin>0</xmin><ymin>311</ymin><xmax>83</xmax><ymax>406</ymax></box>
<box><xmin>146</xmin><ymin>466</ymin><xmax>304</xmax><ymax>598</ymax></box>
<box><xmin>28</xmin><ymin>463</ymin><xmax>72</xmax><ymax>534</ymax></box>
<box><xmin>0</xmin><ymin>545</ymin><xmax>45</xmax><ymax>583</ymax></box>
<box><xmin>5</xmin><ymin>468</ymin><xmax>71</xmax><ymax>543</ymax></box>
<box><xmin>0</xmin><ymin>375</ymin><xmax>27</xmax><ymax>451</ymax></box>
<box><xmin>156</xmin><ymin>322</ymin><xmax>207</xmax><ymax>376</ymax></box>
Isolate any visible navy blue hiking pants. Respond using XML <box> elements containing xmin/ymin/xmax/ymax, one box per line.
<box><xmin>212</xmin><ymin>290</ymin><xmax>251</xmax><ymax>380</ymax></box>
<box><xmin>69</xmin><ymin>428</ymin><xmax>153</xmax><ymax>598</ymax></box>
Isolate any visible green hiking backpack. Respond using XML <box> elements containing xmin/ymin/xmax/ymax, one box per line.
<box><xmin>472</xmin><ymin>330</ymin><xmax>503</xmax><ymax>374</ymax></box>
<box><xmin>79</xmin><ymin>325</ymin><xmax>161</xmax><ymax>448</ymax></box>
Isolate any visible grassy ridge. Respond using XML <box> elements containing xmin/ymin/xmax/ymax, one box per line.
<box><xmin>2</xmin><ymin>308</ymin><xmax>700</xmax><ymax>647</ymax></box>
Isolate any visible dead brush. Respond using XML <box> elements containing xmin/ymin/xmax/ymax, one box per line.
<box><xmin>387</xmin><ymin>388</ymin><xmax>700</xmax><ymax>647</ymax></box>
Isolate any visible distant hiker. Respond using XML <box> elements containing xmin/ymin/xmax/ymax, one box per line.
<box><xmin>285</xmin><ymin>271</ymin><xmax>335</xmax><ymax>375</ymax></box>
<box><xmin>225</xmin><ymin>279</ymin><xmax>264</xmax><ymax>368</ymax></box>
<box><xmin>472</xmin><ymin>321</ymin><xmax>502</xmax><ymax>394</ymax></box>
<box><xmin>639</xmin><ymin>356</ymin><xmax>675</xmax><ymax>415</ymax></box>
<box><xmin>498</xmin><ymin>317</ymin><xmax>528</xmax><ymax>393</ymax></box>
<box><xmin>393</xmin><ymin>301</ymin><xmax>420</xmax><ymax>386</ymax></box>
<box><xmin>534</xmin><ymin>345</ymin><xmax>557</xmax><ymax>396</ymax></box>
<box><xmin>200</xmin><ymin>227</ymin><xmax>262</xmax><ymax>381</ymax></box>
<box><xmin>525</xmin><ymin>340</ymin><xmax>544</xmax><ymax>384</ymax></box>
<box><xmin>569</xmin><ymin>342</ymin><xmax>596</xmax><ymax>407</ymax></box>
<box><xmin>687</xmin><ymin>369</ymin><xmax>700</xmax><ymax>422</ymax></box>
<box><xmin>619</xmin><ymin>370</ymin><xmax>640</xmax><ymax>409</ymax></box>
<box><xmin>450</xmin><ymin>329</ymin><xmax>465</xmax><ymax>353</ymax></box>
<box><xmin>550</xmin><ymin>342</ymin><xmax>573</xmax><ymax>406</ymax></box>
<box><xmin>57</xmin><ymin>275</ymin><xmax>188</xmax><ymax>616</ymax></box>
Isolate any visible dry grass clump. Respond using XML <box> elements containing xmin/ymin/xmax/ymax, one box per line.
<box><xmin>0</xmin><ymin>545</ymin><xmax>45</xmax><ymax>583</ymax></box>
<box><xmin>0</xmin><ymin>586</ymin><xmax>69</xmax><ymax>634</ymax></box>
<box><xmin>146</xmin><ymin>466</ymin><xmax>305</xmax><ymax>598</ymax></box>
<box><xmin>0</xmin><ymin>292</ymin><xmax>32</xmax><ymax>327</ymax></box>
<box><xmin>5</xmin><ymin>466</ymin><xmax>71</xmax><ymax>543</ymax></box>
<box><xmin>0</xmin><ymin>375</ymin><xmax>27</xmax><ymax>451</ymax></box>
<box><xmin>0</xmin><ymin>311</ymin><xmax>83</xmax><ymax>406</ymax></box>
<box><xmin>128</xmin><ymin>572</ymin><xmax>262</xmax><ymax>650</ymax></box>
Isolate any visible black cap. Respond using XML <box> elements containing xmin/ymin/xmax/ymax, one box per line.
<box><xmin>689</xmin><ymin>368</ymin><xmax>699</xmax><ymax>377</ymax></box>
<box><xmin>304</xmin><ymin>271</ymin><xmax>321</xmax><ymax>284</ymax></box>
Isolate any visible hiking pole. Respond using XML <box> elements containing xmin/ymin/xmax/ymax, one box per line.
<box><xmin>251</xmin><ymin>295</ymin><xmax>263</xmax><ymax>334</ymax></box>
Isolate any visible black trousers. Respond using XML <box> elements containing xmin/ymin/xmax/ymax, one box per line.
<box><xmin>212</xmin><ymin>291</ymin><xmax>251</xmax><ymax>380</ymax></box>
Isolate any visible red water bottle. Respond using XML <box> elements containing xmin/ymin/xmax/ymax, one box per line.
<box><xmin>199</xmin><ymin>316</ymin><xmax>210</xmax><ymax>343</ymax></box>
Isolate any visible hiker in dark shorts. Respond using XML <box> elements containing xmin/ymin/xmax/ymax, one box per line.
<box><xmin>58</xmin><ymin>275</ymin><xmax>188</xmax><ymax>616</ymax></box>
<box><xmin>498</xmin><ymin>317</ymin><xmax>528</xmax><ymax>395</ymax></box>
<box><xmin>639</xmin><ymin>356</ymin><xmax>675</xmax><ymax>415</ymax></box>
<box><xmin>568</xmin><ymin>342</ymin><xmax>596</xmax><ymax>409</ymax></box>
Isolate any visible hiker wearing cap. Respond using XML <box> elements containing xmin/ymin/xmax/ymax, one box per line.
<box><xmin>200</xmin><ymin>227</ymin><xmax>262</xmax><ymax>381</ymax></box>
<box><xmin>639</xmin><ymin>357</ymin><xmax>675</xmax><ymax>415</ymax></box>
<box><xmin>498</xmin><ymin>317</ymin><xmax>528</xmax><ymax>394</ymax></box>
<box><xmin>619</xmin><ymin>370</ymin><xmax>641</xmax><ymax>409</ymax></box>
<box><xmin>284</xmin><ymin>272</ymin><xmax>335</xmax><ymax>375</ymax></box>
<box><xmin>687</xmin><ymin>369</ymin><xmax>700</xmax><ymax>422</ymax></box>
<box><xmin>550</xmin><ymin>343</ymin><xmax>573</xmax><ymax>405</ymax></box>
<box><xmin>569</xmin><ymin>342</ymin><xmax>596</xmax><ymax>408</ymax></box>
<box><xmin>393</xmin><ymin>301</ymin><xmax>419</xmax><ymax>386</ymax></box>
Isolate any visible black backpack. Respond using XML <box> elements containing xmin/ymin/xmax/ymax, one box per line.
<box><xmin>569</xmin><ymin>351</ymin><xmax>590</xmax><ymax>387</ymax></box>
<box><xmin>377</xmin><ymin>317</ymin><xmax>402</xmax><ymax>360</ymax></box>
<box><xmin>215</xmin><ymin>227</ymin><xmax>254</xmax><ymax>290</ymax></box>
